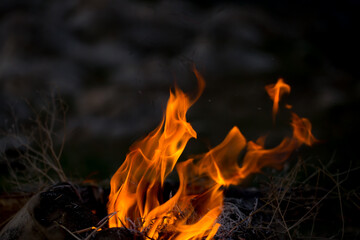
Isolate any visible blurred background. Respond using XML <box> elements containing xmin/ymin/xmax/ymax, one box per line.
<box><xmin>0</xmin><ymin>0</ymin><xmax>358</xmax><ymax>186</ymax></box>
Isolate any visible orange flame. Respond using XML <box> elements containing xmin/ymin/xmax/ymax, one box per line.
<box><xmin>107</xmin><ymin>71</ymin><xmax>317</xmax><ymax>239</ymax></box>
<box><xmin>265</xmin><ymin>78</ymin><xmax>291</xmax><ymax>122</ymax></box>
<box><xmin>291</xmin><ymin>112</ymin><xmax>318</xmax><ymax>146</ymax></box>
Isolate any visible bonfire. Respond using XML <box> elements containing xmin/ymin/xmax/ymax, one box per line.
<box><xmin>0</xmin><ymin>68</ymin><xmax>319</xmax><ymax>240</ymax></box>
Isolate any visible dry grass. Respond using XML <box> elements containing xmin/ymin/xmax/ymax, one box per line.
<box><xmin>89</xmin><ymin>154</ymin><xmax>359</xmax><ymax>239</ymax></box>
<box><xmin>1</xmin><ymin>94</ymin><xmax>68</xmax><ymax>192</ymax></box>
<box><xmin>214</xmin><ymin>155</ymin><xmax>360</xmax><ymax>239</ymax></box>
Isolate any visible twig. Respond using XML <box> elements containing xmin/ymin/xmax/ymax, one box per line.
<box><xmin>274</xmin><ymin>195</ymin><xmax>292</xmax><ymax>240</ymax></box>
<box><xmin>73</xmin><ymin>227</ymin><xmax>95</xmax><ymax>234</ymax></box>
<box><xmin>126</xmin><ymin>217</ymin><xmax>137</xmax><ymax>229</ymax></box>
<box><xmin>118</xmin><ymin>217</ymin><xmax>129</xmax><ymax>230</ymax></box>
<box><xmin>84</xmin><ymin>211</ymin><xmax>118</xmax><ymax>240</ymax></box>
<box><xmin>287</xmin><ymin>177</ymin><xmax>347</xmax><ymax>232</ymax></box>
<box><xmin>336</xmin><ymin>171</ymin><xmax>344</xmax><ymax>240</ymax></box>
<box><xmin>54</xmin><ymin>221</ymin><xmax>82</xmax><ymax>240</ymax></box>
<box><xmin>228</xmin><ymin>202</ymin><xmax>269</xmax><ymax>234</ymax></box>
<box><xmin>97</xmin><ymin>211</ymin><xmax>117</xmax><ymax>226</ymax></box>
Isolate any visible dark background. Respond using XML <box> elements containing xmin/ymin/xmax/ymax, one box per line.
<box><xmin>0</xmin><ymin>0</ymin><xmax>358</xmax><ymax>189</ymax></box>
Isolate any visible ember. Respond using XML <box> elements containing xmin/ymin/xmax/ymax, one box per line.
<box><xmin>107</xmin><ymin>68</ymin><xmax>317</xmax><ymax>239</ymax></box>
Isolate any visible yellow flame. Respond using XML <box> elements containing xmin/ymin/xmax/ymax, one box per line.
<box><xmin>107</xmin><ymin>71</ymin><xmax>317</xmax><ymax>240</ymax></box>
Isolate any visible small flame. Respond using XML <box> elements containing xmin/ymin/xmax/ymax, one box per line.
<box><xmin>265</xmin><ymin>78</ymin><xmax>291</xmax><ymax>122</ymax></box>
<box><xmin>291</xmin><ymin>112</ymin><xmax>318</xmax><ymax>146</ymax></box>
<box><xmin>107</xmin><ymin>71</ymin><xmax>317</xmax><ymax>239</ymax></box>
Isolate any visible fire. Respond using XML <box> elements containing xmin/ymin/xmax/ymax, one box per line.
<box><xmin>107</xmin><ymin>69</ymin><xmax>317</xmax><ymax>239</ymax></box>
<box><xmin>291</xmin><ymin>112</ymin><xmax>317</xmax><ymax>146</ymax></box>
<box><xmin>265</xmin><ymin>78</ymin><xmax>291</xmax><ymax>122</ymax></box>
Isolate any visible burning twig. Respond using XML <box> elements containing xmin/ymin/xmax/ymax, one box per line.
<box><xmin>83</xmin><ymin>211</ymin><xmax>118</xmax><ymax>240</ymax></box>
<box><xmin>73</xmin><ymin>227</ymin><xmax>96</xmax><ymax>234</ymax></box>
<box><xmin>126</xmin><ymin>217</ymin><xmax>138</xmax><ymax>230</ymax></box>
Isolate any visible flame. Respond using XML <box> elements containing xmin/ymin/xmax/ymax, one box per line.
<box><xmin>107</xmin><ymin>71</ymin><xmax>317</xmax><ymax>239</ymax></box>
<box><xmin>265</xmin><ymin>78</ymin><xmax>291</xmax><ymax>122</ymax></box>
<box><xmin>291</xmin><ymin>112</ymin><xmax>318</xmax><ymax>146</ymax></box>
<box><xmin>107</xmin><ymin>67</ymin><xmax>204</xmax><ymax>233</ymax></box>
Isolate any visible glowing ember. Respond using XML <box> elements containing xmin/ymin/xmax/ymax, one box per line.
<box><xmin>107</xmin><ymin>69</ymin><xmax>317</xmax><ymax>239</ymax></box>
